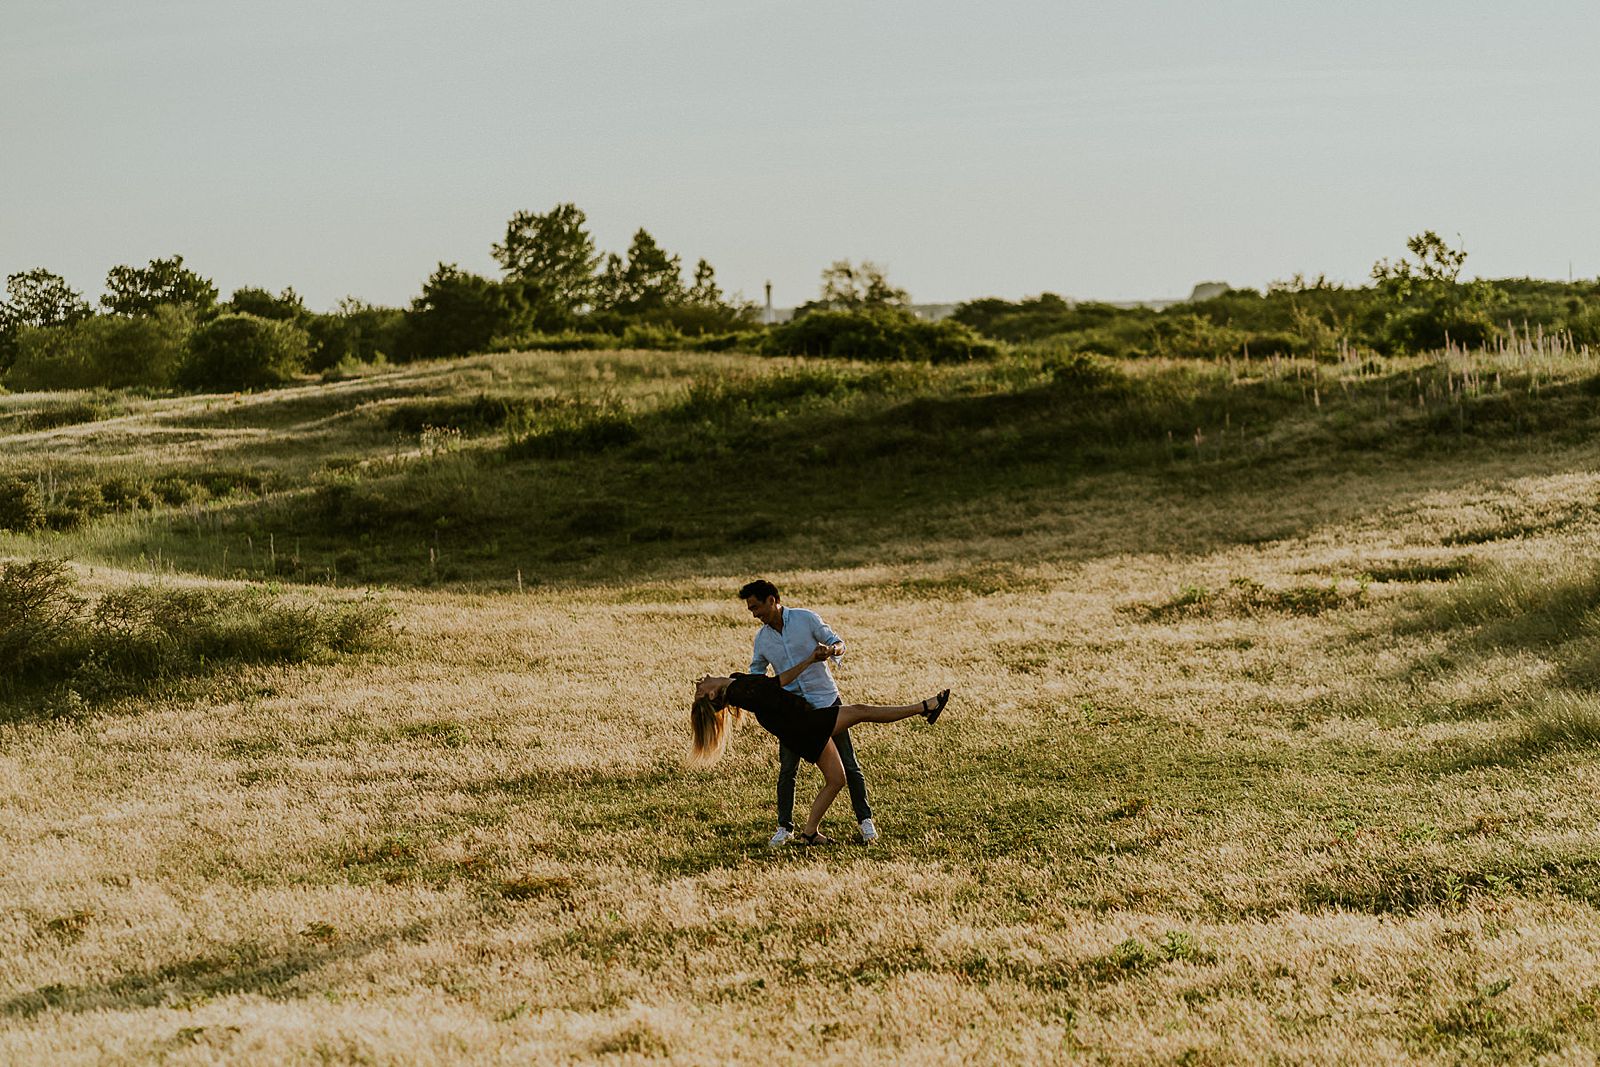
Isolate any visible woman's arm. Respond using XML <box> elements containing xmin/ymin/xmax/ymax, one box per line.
<box><xmin>775</xmin><ymin>643</ymin><xmax>832</xmax><ymax>687</ymax></box>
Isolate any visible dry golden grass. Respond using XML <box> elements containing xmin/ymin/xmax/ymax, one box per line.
<box><xmin>5</xmin><ymin>352</ymin><xmax>1600</xmax><ymax>1063</ymax></box>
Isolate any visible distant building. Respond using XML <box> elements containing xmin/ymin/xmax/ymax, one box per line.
<box><xmin>757</xmin><ymin>283</ymin><xmax>1227</xmax><ymax>323</ymax></box>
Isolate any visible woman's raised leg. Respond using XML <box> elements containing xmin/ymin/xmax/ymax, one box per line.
<box><xmin>832</xmin><ymin>689</ymin><xmax>950</xmax><ymax>735</ymax></box>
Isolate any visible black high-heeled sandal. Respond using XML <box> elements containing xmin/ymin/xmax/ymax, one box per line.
<box><xmin>921</xmin><ymin>688</ymin><xmax>951</xmax><ymax>724</ymax></box>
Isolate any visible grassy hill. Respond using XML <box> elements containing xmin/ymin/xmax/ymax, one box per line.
<box><xmin>4</xmin><ymin>343</ymin><xmax>1600</xmax><ymax>1062</ymax></box>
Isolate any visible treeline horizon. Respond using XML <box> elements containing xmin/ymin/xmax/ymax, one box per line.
<box><xmin>3</xmin><ymin>210</ymin><xmax>1599</xmax><ymax>396</ymax></box>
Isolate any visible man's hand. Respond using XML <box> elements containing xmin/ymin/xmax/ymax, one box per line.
<box><xmin>812</xmin><ymin>641</ymin><xmax>840</xmax><ymax>663</ymax></box>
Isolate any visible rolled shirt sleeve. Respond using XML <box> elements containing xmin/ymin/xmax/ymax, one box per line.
<box><xmin>810</xmin><ymin>614</ymin><xmax>845</xmax><ymax>661</ymax></box>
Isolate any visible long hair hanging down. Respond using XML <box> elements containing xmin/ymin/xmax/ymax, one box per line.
<box><xmin>689</xmin><ymin>692</ymin><xmax>741</xmax><ymax>767</ymax></box>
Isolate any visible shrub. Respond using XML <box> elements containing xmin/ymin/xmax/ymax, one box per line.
<box><xmin>0</xmin><ymin>558</ymin><xmax>393</xmax><ymax>709</ymax></box>
<box><xmin>490</xmin><ymin>330</ymin><xmax>620</xmax><ymax>353</ymax></box>
<box><xmin>45</xmin><ymin>482</ymin><xmax>108</xmax><ymax>531</ymax></box>
<box><xmin>1041</xmin><ymin>351</ymin><xmax>1122</xmax><ymax>392</ymax></box>
<box><xmin>18</xmin><ymin>398</ymin><xmax>113</xmax><ymax>431</ymax></box>
<box><xmin>0</xmin><ymin>476</ymin><xmax>45</xmax><ymax>532</ymax></box>
<box><xmin>179</xmin><ymin>313</ymin><xmax>310</xmax><ymax>391</ymax></box>
<box><xmin>6</xmin><ymin>308</ymin><xmax>191</xmax><ymax>390</ymax></box>
<box><xmin>197</xmin><ymin>469</ymin><xmax>264</xmax><ymax>498</ymax></box>
<box><xmin>619</xmin><ymin>322</ymin><xmax>684</xmax><ymax>350</ymax></box>
<box><xmin>0</xmin><ymin>559</ymin><xmax>85</xmax><ymax>684</ymax></box>
<box><xmin>152</xmin><ymin>474</ymin><xmax>205</xmax><ymax>506</ymax></box>
<box><xmin>99</xmin><ymin>474</ymin><xmax>157</xmax><ymax>511</ymax></box>
<box><xmin>687</xmin><ymin>330</ymin><xmax>763</xmax><ymax>352</ymax></box>
<box><xmin>306</xmin><ymin>303</ymin><xmax>405</xmax><ymax>371</ymax></box>
<box><xmin>386</xmin><ymin>394</ymin><xmax>534</xmax><ymax>435</ymax></box>
<box><xmin>765</xmin><ymin>308</ymin><xmax>999</xmax><ymax>363</ymax></box>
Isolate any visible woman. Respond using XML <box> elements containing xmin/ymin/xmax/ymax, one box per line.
<box><xmin>691</xmin><ymin>642</ymin><xmax>951</xmax><ymax>845</ymax></box>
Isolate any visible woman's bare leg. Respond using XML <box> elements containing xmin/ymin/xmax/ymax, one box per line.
<box><xmin>801</xmin><ymin>740</ymin><xmax>845</xmax><ymax>836</ymax></box>
<box><xmin>833</xmin><ymin>691</ymin><xmax>948</xmax><ymax>734</ymax></box>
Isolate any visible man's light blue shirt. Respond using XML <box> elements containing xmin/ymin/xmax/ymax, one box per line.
<box><xmin>749</xmin><ymin>606</ymin><xmax>845</xmax><ymax>709</ymax></box>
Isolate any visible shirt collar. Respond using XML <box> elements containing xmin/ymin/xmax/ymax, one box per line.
<box><xmin>765</xmin><ymin>606</ymin><xmax>789</xmax><ymax>634</ymax></box>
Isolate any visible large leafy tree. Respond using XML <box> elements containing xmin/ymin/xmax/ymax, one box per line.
<box><xmin>492</xmin><ymin>203</ymin><xmax>600</xmax><ymax>323</ymax></box>
<box><xmin>599</xmin><ymin>228</ymin><xmax>684</xmax><ymax>314</ymax></box>
<box><xmin>227</xmin><ymin>286</ymin><xmax>306</xmax><ymax>322</ymax></box>
<box><xmin>396</xmin><ymin>263</ymin><xmax>524</xmax><ymax>361</ymax></box>
<box><xmin>815</xmin><ymin>259</ymin><xmax>909</xmax><ymax>309</ymax></box>
<box><xmin>0</xmin><ymin>269</ymin><xmax>92</xmax><ymax>368</ymax></box>
<box><xmin>101</xmin><ymin>255</ymin><xmax>218</xmax><ymax>316</ymax></box>
<box><xmin>2</xmin><ymin>269</ymin><xmax>91</xmax><ymax>330</ymax></box>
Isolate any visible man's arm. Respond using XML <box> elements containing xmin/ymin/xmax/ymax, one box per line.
<box><xmin>809</xmin><ymin>611</ymin><xmax>845</xmax><ymax>661</ymax></box>
<box><xmin>776</xmin><ymin>643</ymin><xmax>832</xmax><ymax>687</ymax></box>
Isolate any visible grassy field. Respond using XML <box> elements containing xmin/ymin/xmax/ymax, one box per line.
<box><xmin>4</xmin><ymin>345</ymin><xmax>1600</xmax><ymax>1063</ymax></box>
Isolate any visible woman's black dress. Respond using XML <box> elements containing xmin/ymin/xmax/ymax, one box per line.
<box><xmin>722</xmin><ymin>673</ymin><xmax>839</xmax><ymax>764</ymax></box>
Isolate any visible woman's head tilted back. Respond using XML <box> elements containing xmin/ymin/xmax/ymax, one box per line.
<box><xmin>689</xmin><ymin>676</ymin><xmax>738</xmax><ymax>766</ymax></box>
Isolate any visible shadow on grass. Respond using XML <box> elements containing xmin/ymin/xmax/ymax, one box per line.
<box><xmin>1302</xmin><ymin>847</ymin><xmax>1600</xmax><ymax>915</ymax></box>
<box><xmin>2</xmin><ymin>919</ymin><xmax>433</xmax><ymax>1019</ymax></box>
<box><xmin>1427</xmin><ymin>696</ymin><xmax>1600</xmax><ymax>773</ymax></box>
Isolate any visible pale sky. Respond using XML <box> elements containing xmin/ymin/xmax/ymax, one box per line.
<box><xmin>3</xmin><ymin>1</ymin><xmax>1597</xmax><ymax>312</ymax></box>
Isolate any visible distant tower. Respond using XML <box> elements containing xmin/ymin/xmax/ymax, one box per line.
<box><xmin>763</xmin><ymin>280</ymin><xmax>775</xmax><ymax>325</ymax></box>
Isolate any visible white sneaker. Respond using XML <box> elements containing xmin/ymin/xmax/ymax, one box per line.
<box><xmin>859</xmin><ymin>818</ymin><xmax>879</xmax><ymax>845</ymax></box>
<box><xmin>767</xmin><ymin>827</ymin><xmax>794</xmax><ymax>847</ymax></box>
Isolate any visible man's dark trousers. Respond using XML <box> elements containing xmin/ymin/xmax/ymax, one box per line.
<box><xmin>776</xmin><ymin>700</ymin><xmax>872</xmax><ymax>830</ymax></box>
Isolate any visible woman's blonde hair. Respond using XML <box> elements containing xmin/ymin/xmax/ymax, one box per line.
<box><xmin>689</xmin><ymin>690</ymin><xmax>742</xmax><ymax>767</ymax></box>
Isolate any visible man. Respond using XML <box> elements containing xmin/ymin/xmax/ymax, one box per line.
<box><xmin>739</xmin><ymin>578</ymin><xmax>878</xmax><ymax>846</ymax></box>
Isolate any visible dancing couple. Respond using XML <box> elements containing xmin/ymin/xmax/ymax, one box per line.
<box><xmin>691</xmin><ymin>579</ymin><xmax>950</xmax><ymax>846</ymax></box>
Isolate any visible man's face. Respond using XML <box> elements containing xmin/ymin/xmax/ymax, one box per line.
<box><xmin>745</xmin><ymin>595</ymin><xmax>780</xmax><ymax>628</ymax></box>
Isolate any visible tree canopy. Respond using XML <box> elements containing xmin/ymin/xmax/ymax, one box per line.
<box><xmin>101</xmin><ymin>255</ymin><xmax>217</xmax><ymax>316</ymax></box>
<box><xmin>492</xmin><ymin>203</ymin><xmax>601</xmax><ymax>323</ymax></box>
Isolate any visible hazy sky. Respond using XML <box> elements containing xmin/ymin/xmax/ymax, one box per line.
<box><xmin>4</xmin><ymin>2</ymin><xmax>1597</xmax><ymax>311</ymax></box>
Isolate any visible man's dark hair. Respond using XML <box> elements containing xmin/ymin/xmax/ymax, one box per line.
<box><xmin>738</xmin><ymin>579</ymin><xmax>779</xmax><ymax>602</ymax></box>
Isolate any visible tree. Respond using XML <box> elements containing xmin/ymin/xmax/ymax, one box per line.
<box><xmin>815</xmin><ymin>260</ymin><xmax>909</xmax><ymax>310</ymax></box>
<box><xmin>609</xmin><ymin>228</ymin><xmax>684</xmax><ymax>314</ymax></box>
<box><xmin>492</xmin><ymin>203</ymin><xmax>600</xmax><ymax>322</ymax></box>
<box><xmin>686</xmin><ymin>259</ymin><xmax>723</xmax><ymax>307</ymax></box>
<box><xmin>395</xmin><ymin>263</ymin><xmax>524</xmax><ymax>361</ymax></box>
<box><xmin>1369</xmin><ymin>232</ymin><xmax>1499</xmax><ymax>352</ymax></box>
<box><xmin>227</xmin><ymin>286</ymin><xmax>306</xmax><ymax>322</ymax></box>
<box><xmin>179</xmin><ymin>313</ymin><xmax>309</xmax><ymax>391</ymax></box>
<box><xmin>305</xmin><ymin>298</ymin><xmax>404</xmax><ymax>371</ymax></box>
<box><xmin>592</xmin><ymin>253</ymin><xmax>627</xmax><ymax>313</ymax></box>
<box><xmin>1371</xmin><ymin>231</ymin><xmax>1470</xmax><ymax>294</ymax></box>
<box><xmin>2</xmin><ymin>269</ymin><xmax>91</xmax><ymax>330</ymax></box>
<box><xmin>7</xmin><ymin>306</ymin><xmax>192</xmax><ymax>391</ymax></box>
<box><xmin>0</xmin><ymin>269</ymin><xmax>92</xmax><ymax>369</ymax></box>
<box><xmin>101</xmin><ymin>255</ymin><xmax>217</xmax><ymax>316</ymax></box>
